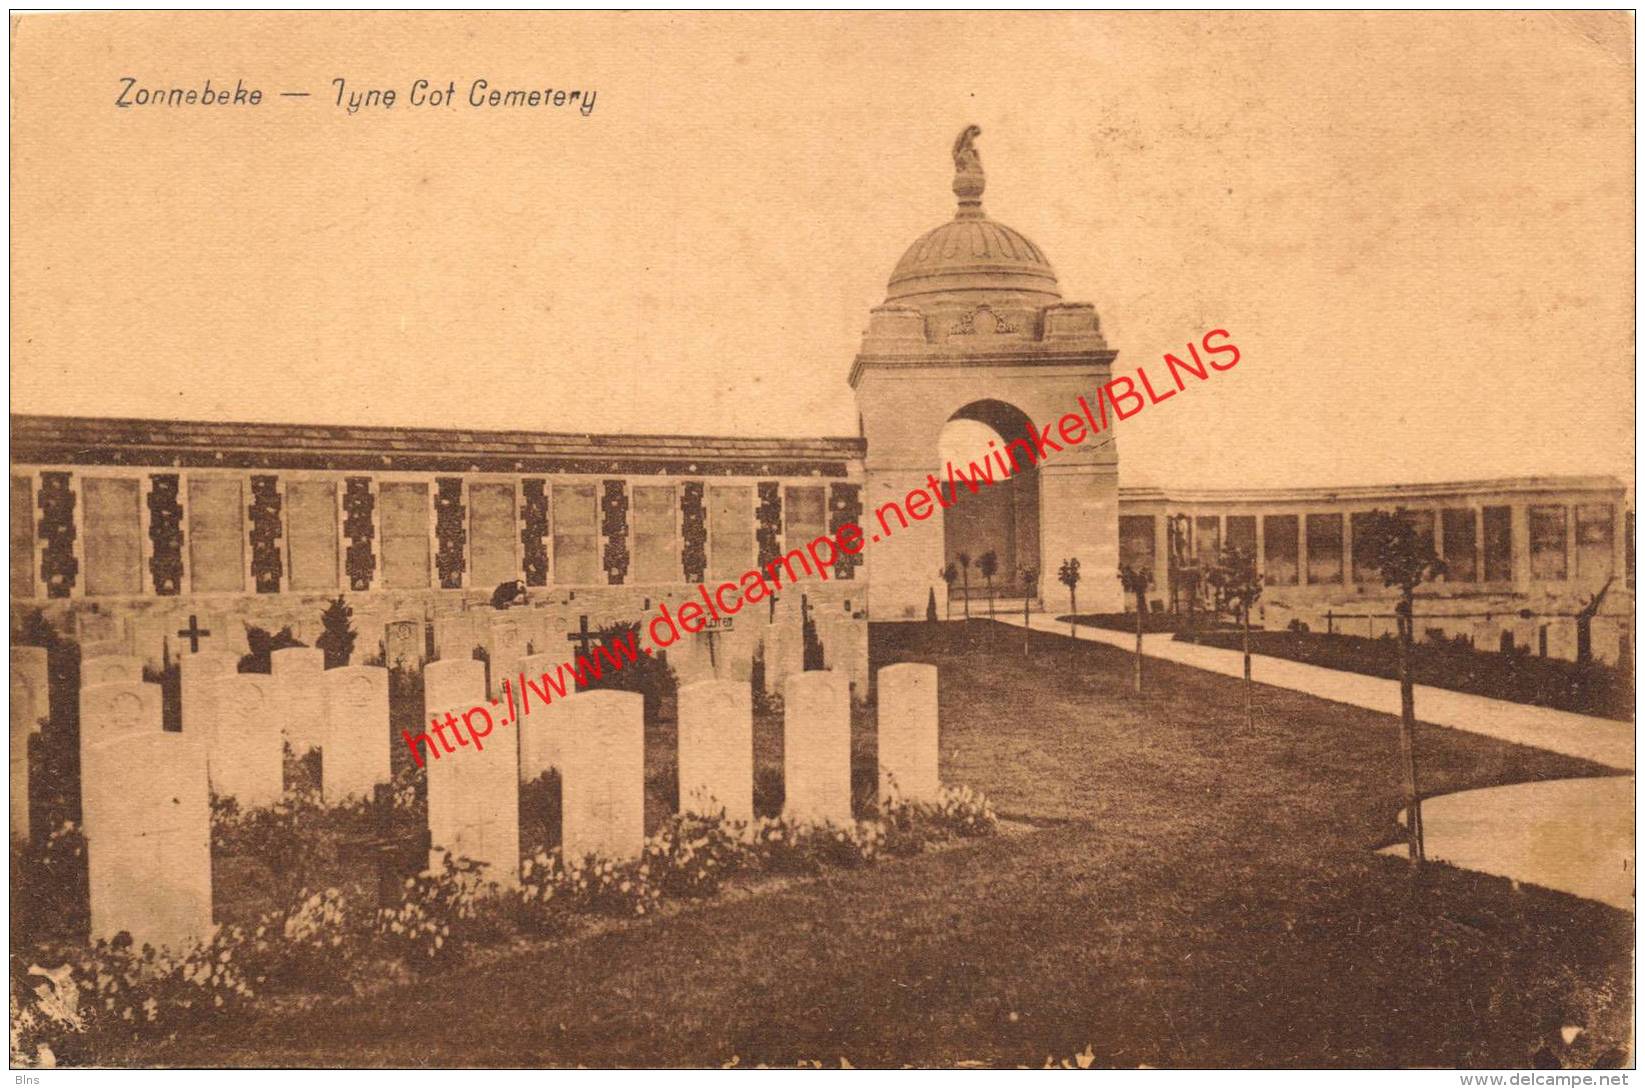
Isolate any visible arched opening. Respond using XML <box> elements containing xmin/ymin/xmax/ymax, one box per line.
<box><xmin>936</xmin><ymin>399</ymin><xmax>1042</xmax><ymax>612</ymax></box>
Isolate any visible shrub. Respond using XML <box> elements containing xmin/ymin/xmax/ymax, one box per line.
<box><xmin>11</xmin><ymin>926</ymin><xmax>258</xmax><ymax>1065</ymax></box>
<box><xmin>517</xmin><ymin>849</ymin><xmax>659</xmax><ymax>928</ymax></box>
<box><xmin>519</xmin><ymin>770</ymin><xmax>561</xmax><ymax>854</ymax></box>
<box><xmin>374</xmin><ymin>855</ymin><xmax>500</xmax><ymax>973</ymax></box>
<box><xmin>244</xmin><ymin>887</ymin><xmax>367</xmax><ymax>993</ymax></box>
<box><xmin>315</xmin><ymin>596</ymin><xmax>357</xmax><ymax>669</ymax></box>
<box><xmin>642</xmin><ymin>812</ymin><xmax>750</xmax><ymax>898</ymax></box>
<box><xmin>751</xmin><ymin>817</ymin><xmax>886</xmax><ymax>874</ymax></box>
<box><xmin>10</xmin><ymin>821</ymin><xmax>88</xmax><ymax>946</ymax></box>
<box><xmin>238</xmin><ymin>625</ymin><xmax>305</xmax><ymax>674</ymax></box>
<box><xmin>211</xmin><ymin>788</ymin><xmax>335</xmax><ymax>894</ymax></box>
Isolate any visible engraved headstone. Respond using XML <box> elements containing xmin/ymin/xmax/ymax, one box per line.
<box><xmin>81</xmin><ymin>654</ymin><xmax>143</xmax><ymax>689</ymax></box>
<box><xmin>423</xmin><ymin>658</ymin><xmax>488</xmax><ymax>866</ymax></box>
<box><xmin>10</xmin><ymin>647</ymin><xmax>48</xmax><ymax>841</ymax></box>
<box><xmin>178</xmin><ymin>651</ymin><xmax>239</xmax><ymax>745</ymax></box>
<box><xmin>321</xmin><ymin>666</ymin><xmax>391</xmax><ymax>804</ymax></box>
<box><xmin>487</xmin><ymin>617</ymin><xmax>529</xmax><ymax>698</ymax></box>
<box><xmin>677</xmin><ymin>679</ymin><xmax>753</xmax><ymax>824</ymax></box>
<box><xmin>209</xmin><ymin>673</ymin><xmax>284</xmax><ymax>808</ymax></box>
<box><xmin>782</xmin><ymin>671</ymin><xmax>852</xmax><ymax>825</ymax></box>
<box><xmin>384</xmin><ymin>620</ymin><xmax>424</xmax><ymax>670</ymax></box>
<box><xmin>270</xmin><ymin>646</ymin><xmax>326</xmax><ymax>753</ymax></box>
<box><xmin>1589</xmin><ymin>618</ymin><xmax>1623</xmax><ymax>666</ymax></box>
<box><xmin>876</xmin><ymin>663</ymin><xmax>940</xmax><ymax>805</ymax></box>
<box><xmin>82</xmin><ymin>691</ymin><xmax>211</xmax><ymax>952</ymax></box>
<box><xmin>1544</xmin><ymin>619</ymin><xmax>1579</xmax><ymax>662</ymax></box>
<box><xmin>561</xmin><ymin>689</ymin><xmax>645</xmax><ymax>860</ymax></box>
<box><xmin>434</xmin><ymin>615</ymin><xmax>484</xmax><ymax>664</ymax></box>
<box><xmin>514</xmin><ymin>653</ymin><xmax>564</xmax><ymax>781</ymax></box>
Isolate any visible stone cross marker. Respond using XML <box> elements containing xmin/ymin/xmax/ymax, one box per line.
<box><xmin>876</xmin><ymin>663</ymin><xmax>940</xmax><ymax>805</ymax></box>
<box><xmin>782</xmin><ymin>670</ymin><xmax>852</xmax><ymax>825</ymax></box>
<box><xmin>82</xmin><ymin>682</ymin><xmax>212</xmax><ymax>951</ymax></box>
<box><xmin>10</xmin><ymin>647</ymin><xmax>48</xmax><ymax>842</ymax></box>
<box><xmin>677</xmin><ymin>679</ymin><xmax>754</xmax><ymax>824</ymax></box>
<box><xmin>175</xmin><ymin>613</ymin><xmax>213</xmax><ymax>653</ymax></box>
<box><xmin>321</xmin><ymin>666</ymin><xmax>391</xmax><ymax>805</ymax></box>
<box><xmin>561</xmin><ymin>689</ymin><xmax>645</xmax><ymax>860</ymax></box>
<box><xmin>209</xmin><ymin>673</ymin><xmax>285</xmax><ymax>808</ymax></box>
<box><xmin>271</xmin><ymin>647</ymin><xmax>326</xmax><ymax>754</ymax></box>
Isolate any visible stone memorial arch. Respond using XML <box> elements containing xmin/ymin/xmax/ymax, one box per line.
<box><xmin>851</xmin><ymin>127</ymin><xmax>1121</xmax><ymax>618</ymax></box>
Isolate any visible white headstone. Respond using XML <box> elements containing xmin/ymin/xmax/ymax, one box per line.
<box><xmin>761</xmin><ymin>621</ymin><xmax>786</xmax><ymax>696</ymax></box>
<box><xmin>1545</xmin><ymin>620</ymin><xmax>1579</xmax><ymax>662</ymax></box>
<box><xmin>1589</xmin><ymin>618</ymin><xmax>1623</xmax><ymax>666</ymax></box>
<box><xmin>208</xmin><ymin>673</ymin><xmax>285</xmax><ymax>808</ymax></box>
<box><xmin>384</xmin><ymin>620</ymin><xmax>424</xmax><ymax>670</ymax></box>
<box><xmin>487</xmin><ymin>617</ymin><xmax>529</xmax><ymax>698</ymax></box>
<box><xmin>713</xmin><ymin>618</ymin><xmax>756</xmax><ymax>684</ymax></box>
<box><xmin>270</xmin><ymin>647</ymin><xmax>326</xmax><ymax>753</ymax></box>
<box><xmin>677</xmin><ymin>679</ymin><xmax>753</xmax><ymax>824</ymax></box>
<box><xmin>81</xmin><ymin>654</ymin><xmax>143</xmax><ymax>689</ymax></box>
<box><xmin>434</xmin><ymin>615</ymin><xmax>484</xmax><ymax>664</ymax></box>
<box><xmin>82</xmin><ymin>703</ymin><xmax>212</xmax><ymax>952</ymax></box>
<box><xmin>424</xmin><ymin>659</ymin><xmax>518</xmax><ymax>886</ymax></box>
<box><xmin>80</xmin><ymin>639</ymin><xmax>131</xmax><ymax>662</ymax></box>
<box><xmin>782</xmin><ymin>671</ymin><xmax>852</xmax><ymax>825</ymax></box>
<box><xmin>876</xmin><ymin>663</ymin><xmax>940</xmax><ymax>805</ymax></box>
<box><xmin>560</xmin><ymin>690</ymin><xmax>645</xmax><ymax>860</ymax></box>
<box><xmin>11</xmin><ymin>647</ymin><xmax>48</xmax><ymax>841</ymax></box>
<box><xmin>321</xmin><ymin>667</ymin><xmax>391</xmax><ymax>805</ymax></box>
<box><xmin>514</xmin><ymin>653</ymin><xmax>564</xmax><ymax>781</ymax></box>
<box><xmin>178</xmin><ymin>651</ymin><xmax>239</xmax><ymax>746</ymax></box>
<box><xmin>423</xmin><ymin>658</ymin><xmax>488</xmax><ymax>867</ymax></box>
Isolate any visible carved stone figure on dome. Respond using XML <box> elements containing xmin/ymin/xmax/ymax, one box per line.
<box><xmin>952</xmin><ymin>125</ymin><xmax>983</xmax><ymax>174</ymax></box>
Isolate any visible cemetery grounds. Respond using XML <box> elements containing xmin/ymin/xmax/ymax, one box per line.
<box><xmin>11</xmin><ymin>620</ymin><xmax>1633</xmax><ymax>1068</ymax></box>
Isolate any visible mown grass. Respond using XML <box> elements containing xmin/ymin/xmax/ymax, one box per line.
<box><xmin>95</xmin><ymin>620</ymin><xmax>1631</xmax><ymax>1068</ymax></box>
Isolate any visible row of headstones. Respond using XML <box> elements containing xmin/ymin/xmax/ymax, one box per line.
<box><xmin>419</xmin><ymin>658</ymin><xmax>936</xmax><ymax>880</ymax></box>
<box><xmin>1275</xmin><ymin>608</ymin><xmax>1624</xmax><ymax>664</ymax></box>
<box><xmin>425</xmin><ymin>605</ymin><xmax>870</xmax><ymax>698</ymax></box>
<box><xmin>39</xmin><ymin>634</ymin><xmax>937</xmax><ymax>956</ymax></box>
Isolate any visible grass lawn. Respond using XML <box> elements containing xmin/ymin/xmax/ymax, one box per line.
<box><xmin>1177</xmin><ymin>627</ymin><xmax>1633</xmax><ymax>721</ymax></box>
<box><xmin>87</xmin><ymin>621</ymin><xmax>1632</xmax><ymax>1068</ymax></box>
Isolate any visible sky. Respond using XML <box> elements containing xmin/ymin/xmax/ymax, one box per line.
<box><xmin>9</xmin><ymin>11</ymin><xmax>1635</xmax><ymax>490</ymax></box>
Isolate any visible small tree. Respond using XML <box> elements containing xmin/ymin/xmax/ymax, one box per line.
<box><xmin>1117</xmin><ymin>566</ymin><xmax>1152</xmax><ymax>693</ymax></box>
<box><xmin>939</xmin><ymin>563</ymin><xmax>959</xmax><ymax>621</ymax></box>
<box><xmin>926</xmin><ymin>586</ymin><xmax>939</xmax><ymax>623</ymax></box>
<box><xmin>316</xmin><ymin>595</ymin><xmax>357</xmax><ymax>669</ymax></box>
<box><xmin>1057</xmin><ymin>557</ymin><xmax>1081</xmax><ymax>638</ymax></box>
<box><xmin>1207</xmin><ymin>546</ymin><xmax>1263</xmax><ymax>730</ymax></box>
<box><xmin>957</xmin><ymin>552</ymin><xmax>973</xmax><ymax>621</ymax></box>
<box><xmin>1356</xmin><ymin>508</ymin><xmax>1446</xmax><ymax>868</ymax></box>
<box><xmin>1018</xmin><ymin>565</ymin><xmax>1037</xmax><ymax>655</ymax></box>
<box><xmin>978</xmin><ymin>550</ymin><xmax>998</xmax><ymax>618</ymax></box>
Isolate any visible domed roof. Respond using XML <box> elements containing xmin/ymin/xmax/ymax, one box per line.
<box><xmin>886</xmin><ymin>215</ymin><xmax>1061</xmax><ymax>305</ymax></box>
<box><xmin>884</xmin><ymin>126</ymin><xmax>1062</xmax><ymax>307</ymax></box>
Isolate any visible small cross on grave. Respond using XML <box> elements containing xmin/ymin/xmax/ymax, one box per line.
<box><xmin>566</xmin><ymin>615</ymin><xmax>597</xmax><ymax>659</ymax></box>
<box><xmin>176</xmin><ymin>614</ymin><xmax>212</xmax><ymax>654</ymax></box>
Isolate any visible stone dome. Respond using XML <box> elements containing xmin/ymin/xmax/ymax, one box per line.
<box><xmin>885</xmin><ymin>215</ymin><xmax>1062</xmax><ymax>307</ymax></box>
<box><xmin>884</xmin><ymin>126</ymin><xmax>1062</xmax><ymax>308</ymax></box>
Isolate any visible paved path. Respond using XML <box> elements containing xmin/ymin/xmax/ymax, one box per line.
<box><xmin>1002</xmin><ymin>614</ymin><xmax>1635</xmax><ymax>771</ymax></box>
<box><xmin>1380</xmin><ymin>777</ymin><xmax>1635</xmax><ymax>912</ymax></box>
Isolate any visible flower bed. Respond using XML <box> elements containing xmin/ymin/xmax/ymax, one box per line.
<box><xmin>10</xmin><ymin>786</ymin><xmax>998</xmax><ymax>1066</ymax></box>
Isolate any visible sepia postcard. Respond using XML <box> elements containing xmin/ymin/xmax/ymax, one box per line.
<box><xmin>5</xmin><ymin>9</ymin><xmax>1637</xmax><ymax>1078</ymax></box>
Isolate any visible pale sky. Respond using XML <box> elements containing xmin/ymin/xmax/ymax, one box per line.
<box><xmin>9</xmin><ymin>11</ymin><xmax>1635</xmax><ymax>490</ymax></box>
